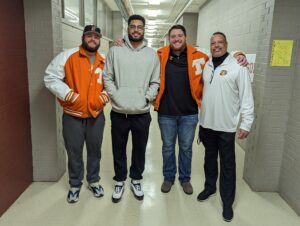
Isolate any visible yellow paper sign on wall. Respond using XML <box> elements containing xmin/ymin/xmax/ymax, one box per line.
<box><xmin>270</xmin><ymin>40</ymin><xmax>293</xmax><ymax>66</ymax></box>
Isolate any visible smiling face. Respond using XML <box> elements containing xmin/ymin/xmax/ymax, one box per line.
<box><xmin>127</xmin><ymin>19</ymin><xmax>145</xmax><ymax>42</ymax></box>
<box><xmin>169</xmin><ymin>28</ymin><xmax>187</xmax><ymax>52</ymax></box>
<box><xmin>210</xmin><ymin>34</ymin><xmax>228</xmax><ymax>58</ymax></box>
<box><xmin>82</xmin><ymin>33</ymin><xmax>101</xmax><ymax>53</ymax></box>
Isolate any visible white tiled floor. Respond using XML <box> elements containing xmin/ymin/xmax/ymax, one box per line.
<box><xmin>0</xmin><ymin>109</ymin><xmax>299</xmax><ymax>226</ymax></box>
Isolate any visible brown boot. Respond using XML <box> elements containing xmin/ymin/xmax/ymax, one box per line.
<box><xmin>181</xmin><ymin>182</ymin><xmax>193</xmax><ymax>195</ymax></box>
<box><xmin>161</xmin><ymin>181</ymin><xmax>173</xmax><ymax>193</ymax></box>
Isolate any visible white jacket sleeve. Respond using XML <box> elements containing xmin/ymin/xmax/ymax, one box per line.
<box><xmin>44</xmin><ymin>51</ymin><xmax>72</xmax><ymax>101</ymax></box>
<box><xmin>237</xmin><ymin>67</ymin><xmax>254</xmax><ymax>131</ymax></box>
<box><xmin>103</xmin><ymin>48</ymin><xmax>117</xmax><ymax>98</ymax></box>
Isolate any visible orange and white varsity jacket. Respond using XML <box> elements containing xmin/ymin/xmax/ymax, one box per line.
<box><xmin>154</xmin><ymin>44</ymin><xmax>209</xmax><ymax>110</ymax></box>
<box><xmin>44</xmin><ymin>45</ymin><xmax>108</xmax><ymax>118</ymax></box>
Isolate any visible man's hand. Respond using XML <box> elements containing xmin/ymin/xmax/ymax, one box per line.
<box><xmin>237</xmin><ymin>128</ymin><xmax>249</xmax><ymax>139</ymax></box>
<box><xmin>236</xmin><ymin>54</ymin><xmax>248</xmax><ymax>67</ymax></box>
<box><xmin>65</xmin><ymin>90</ymin><xmax>79</xmax><ymax>103</ymax></box>
<box><xmin>114</xmin><ymin>38</ymin><xmax>124</xmax><ymax>47</ymax></box>
<box><xmin>235</xmin><ymin>54</ymin><xmax>248</xmax><ymax>67</ymax></box>
<box><xmin>99</xmin><ymin>91</ymin><xmax>109</xmax><ymax>104</ymax></box>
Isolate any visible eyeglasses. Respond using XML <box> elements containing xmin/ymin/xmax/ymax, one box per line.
<box><xmin>129</xmin><ymin>25</ymin><xmax>144</xmax><ymax>30</ymax></box>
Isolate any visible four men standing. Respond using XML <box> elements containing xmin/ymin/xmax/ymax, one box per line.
<box><xmin>44</xmin><ymin>14</ymin><xmax>254</xmax><ymax>223</ymax></box>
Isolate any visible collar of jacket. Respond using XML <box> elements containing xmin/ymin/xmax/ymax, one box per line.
<box><xmin>207</xmin><ymin>53</ymin><xmax>233</xmax><ymax>69</ymax></box>
<box><xmin>169</xmin><ymin>47</ymin><xmax>187</xmax><ymax>58</ymax></box>
<box><xmin>157</xmin><ymin>44</ymin><xmax>198</xmax><ymax>68</ymax></box>
<box><xmin>79</xmin><ymin>45</ymin><xmax>105</xmax><ymax>64</ymax></box>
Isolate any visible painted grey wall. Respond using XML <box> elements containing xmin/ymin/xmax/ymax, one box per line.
<box><xmin>181</xmin><ymin>13</ymin><xmax>199</xmax><ymax>46</ymax></box>
<box><xmin>62</xmin><ymin>23</ymin><xmax>82</xmax><ymax>49</ymax></box>
<box><xmin>112</xmin><ymin>11</ymin><xmax>124</xmax><ymax>41</ymax></box>
<box><xmin>24</xmin><ymin>0</ymin><xmax>65</xmax><ymax>181</ymax></box>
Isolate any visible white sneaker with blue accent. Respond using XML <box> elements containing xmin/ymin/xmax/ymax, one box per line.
<box><xmin>67</xmin><ymin>187</ymin><xmax>80</xmax><ymax>203</ymax></box>
<box><xmin>88</xmin><ymin>182</ymin><xmax>104</xmax><ymax>198</ymax></box>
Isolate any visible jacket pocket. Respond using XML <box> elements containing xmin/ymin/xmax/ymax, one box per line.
<box><xmin>63</xmin><ymin>94</ymin><xmax>85</xmax><ymax>116</ymax></box>
<box><xmin>90</xmin><ymin>94</ymin><xmax>105</xmax><ymax>112</ymax></box>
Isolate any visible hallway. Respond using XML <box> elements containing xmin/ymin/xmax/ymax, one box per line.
<box><xmin>0</xmin><ymin>108</ymin><xmax>299</xmax><ymax>226</ymax></box>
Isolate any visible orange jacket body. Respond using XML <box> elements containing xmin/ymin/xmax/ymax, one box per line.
<box><xmin>44</xmin><ymin>46</ymin><xmax>107</xmax><ymax>118</ymax></box>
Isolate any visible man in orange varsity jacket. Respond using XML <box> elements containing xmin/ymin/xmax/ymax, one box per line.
<box><xmin>155</xmin><ymin>25</ymin><xmax>247</xmax><ymax>195</ymax></box>
<box><xmin>154</xmin><ymin>25</ymin><xmax>207</xmax><ymax>195</ymax></box>
<box><xmin>44</xmin><ymin>25</ymin><xmax>109</xmax><ymax>203</ymax></box>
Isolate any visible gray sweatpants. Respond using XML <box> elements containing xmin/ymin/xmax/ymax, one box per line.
<box><xmin>62</xmin><ymin>112</ymin><xmax>105</xmax><ymax>187</ymax></box>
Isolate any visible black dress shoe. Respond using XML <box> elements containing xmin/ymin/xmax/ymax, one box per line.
<box><xmin>197</xmin><ymin>189</ymin><xmax>216</xmax><ymax>202</ymax></box>
<box><xmin>222</xmin><ymin>206</ymin><xmax>234</xmax><ymax>222</ymax></box>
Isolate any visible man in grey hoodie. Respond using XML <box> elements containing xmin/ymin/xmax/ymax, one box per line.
<box><xmin>104</xmin><ymin>14</ymin><xmax>160</xmax><ymax>203</ymax></box>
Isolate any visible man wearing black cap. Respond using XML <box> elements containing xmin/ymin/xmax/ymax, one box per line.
<box><xmin>44</xmin><ymin>25</ymin><xmax>109</xmax><ymax>203</ymax></box>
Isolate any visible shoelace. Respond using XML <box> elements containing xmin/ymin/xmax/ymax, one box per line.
<box><xmin>115</xmin><ymin>185</ymin><xmax>123</xmax><ymax>193</ymax></box>
<box><xmin>133</xmin><ymin>183</ymin><xmax>141</xmax><ymax>191</ymax></box>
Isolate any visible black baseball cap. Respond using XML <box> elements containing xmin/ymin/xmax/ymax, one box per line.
<box><xmin>83</xmin><ymin>25</ymin><xmax>102</xmax><ymax>37</ymax></box>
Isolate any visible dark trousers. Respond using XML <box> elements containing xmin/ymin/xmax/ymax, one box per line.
<box><xmin>63</xmin><ymin>113</ymin><xmax>105</xmax><ymax>187</ymax></box>
<box><xmin>199</xmin><ymin>126</ymin><xmax>236</xmax><ymax>207</ymax></box>
<box><xmin>110</xmin><ymin>111</ymin><xmax>151</xmax><ymax>182</ymax></box>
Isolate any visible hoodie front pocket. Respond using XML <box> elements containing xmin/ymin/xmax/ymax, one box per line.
<box><xmin>112</xmin><ymin>87</ymin><xmax>146</xmax><ymax>111</ymax></box>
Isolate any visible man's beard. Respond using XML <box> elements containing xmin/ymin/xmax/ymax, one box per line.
<box><xmin>128</xmin><ymin>33</ymin><xmax>144</xmax><ymax>42</ymax></box>
<box><xmin>82</xmin><ymin>39</ymin><xmax>100</xmax><ymax>52</ymax></box>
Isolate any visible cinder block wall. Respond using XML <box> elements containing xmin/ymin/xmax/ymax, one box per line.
<box><xmin>196</xmin><ymin>0</ymin><xmax>268</xmax><ymax>52</ymax></box>
<box><xmin>276</xmin><ymin>0</ymin><xmax>300</xmax><ymax>215</ymax></box>
<box><xmin>196</xmin><ymin>0</ymin><xmax>300</xmax><ymax>215</ymax></box>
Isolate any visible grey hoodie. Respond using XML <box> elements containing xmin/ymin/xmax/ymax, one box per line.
<box><xmin>103</xmin><ymin>35</ymin><xmax>160</xmax><ymax>114</ymax></box>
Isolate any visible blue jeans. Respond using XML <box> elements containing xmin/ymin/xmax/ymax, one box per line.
<box><xmin>158</xmin><ymin>114</ymin><xmax>198</xmax><ymax>183</ymax></box>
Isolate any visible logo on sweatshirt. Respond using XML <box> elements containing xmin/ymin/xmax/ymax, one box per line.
<box><xmin>220</xmin><ymin>70</ymin><xmax>227</xmax><ymax>76</ymax></box>
<box><xmin>192</xmin><ymin>58</ymin><xmax>206</xmax><ymax>75</ymax></box>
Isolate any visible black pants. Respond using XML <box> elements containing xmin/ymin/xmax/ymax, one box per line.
<box><xmin>199</xmin><ymin>126</ymin><xmax>236</xmax><ymax>207</ymax></box>
<box><xmin>63</xmin><ymin>112</ymin><xmax>105</xmax><ymax>187</ymax></box>
<box><xmin>110</xmin><ymin>111</ymin><xmax>151</xmax><ymax>182</ymax></box>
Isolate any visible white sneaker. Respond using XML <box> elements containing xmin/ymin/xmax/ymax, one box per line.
<box><xmin>67</xmin><ymin>187</ymin><xmax>80</xmax><ymax>203</ymax></box>
<box><xmin>88</xmin><ymin>182</ymin><xmax>104</xmax><ymax>198</ymax></box>
<box><xmin>112</xmin><ymin>181</ymin><xmax>124</xmax><ymax>203</ymax></box>
<box><xmin>130</xmin><ymin>180</ymin><xmax>144</xmax><ymax>200</ymax></box>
